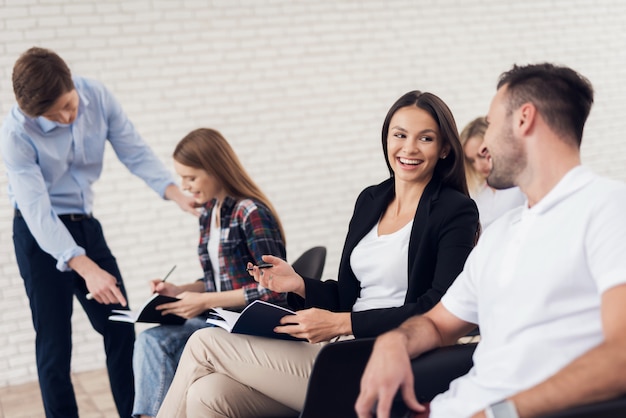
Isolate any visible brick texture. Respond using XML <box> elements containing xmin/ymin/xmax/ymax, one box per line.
<box><xmin>1</xmin><ymin>0</ymin><xmax>625</xmax><ymax>386</ymax></box>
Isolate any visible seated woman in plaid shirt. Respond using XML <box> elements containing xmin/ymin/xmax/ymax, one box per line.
<box><xmin>132</xmin><ymin>128</ymin><xmax>287</xmax><ymax>418</ymax></box>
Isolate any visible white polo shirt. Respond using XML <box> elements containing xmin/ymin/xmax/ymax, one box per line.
<box><xmin>430</xmin><ymin>166</ymin><xmax>626</xmax><ymax>418</ymax></box>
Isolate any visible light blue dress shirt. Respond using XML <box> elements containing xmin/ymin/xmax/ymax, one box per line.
<box><xmin>0</xmin><ymin>76</ymin><xmax>176</xmax><ymax>271</ymax></box>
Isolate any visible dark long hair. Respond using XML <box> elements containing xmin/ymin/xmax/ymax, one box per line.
<box><xmin>381</xmin><ymin>91</ymin><xmax>469</xmax><ymax>197</ymax></box>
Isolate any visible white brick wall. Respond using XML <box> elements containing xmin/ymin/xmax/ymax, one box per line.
<box><xmin>1</xmin><ymin>0</ymin><xmax>625</xmax><ymax>387</ymax></box>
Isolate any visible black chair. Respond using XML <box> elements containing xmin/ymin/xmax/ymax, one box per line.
<box><xmin>291</xmin><ymin>246</ymin><xmax>327</xmax><ymax>281</ymax></box>
<box><xmin>386</xmin><ymin>345</ymin><xmax>626</xmax><ymax>418</ymax></box>
<box><xmin>301</xmin><ymin>339</ymin><xmax>626</xmax><ymax>418</ymax></box>
<box><xmin>299</xmin><ymin>339</ymin><xmax>476</xmax><ymax>418</ymax></box>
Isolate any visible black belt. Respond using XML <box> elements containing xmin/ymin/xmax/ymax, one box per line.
<box><xmin>14</xmin><ymin>209</ymin><xmax>93</xmax><ymax>222</ymax></box>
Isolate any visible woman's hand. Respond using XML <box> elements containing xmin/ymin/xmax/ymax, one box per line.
<box><xmin>155</xmin><ymin>291</ymin><xmax>208</xmax><ymax>319</ymax></box>
<box><xmin>248</xmin><ymin>255</ymin><xmax>306</xmax><ymax>297</ymax></box>
<box><xmin>275</xmin><ymin>308</ymin><xmax>352</xmax><ymax>343</ymax></box>
<box><xmin>150</xmin><ymin>279</ymin><xmax>181</xmax><ymax>297</ymax></box>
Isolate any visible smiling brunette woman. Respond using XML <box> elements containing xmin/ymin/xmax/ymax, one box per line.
<box><xmin>157</xmin><ymin>91</ymin><xmax>480</xmax><ymax>418</ymax></box>
<box><xmin>132</xmin><ymin>128</ymin><xmax>287</xmax><ymax>418</ymax></box>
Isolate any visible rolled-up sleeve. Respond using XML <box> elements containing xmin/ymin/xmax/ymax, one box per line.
<box><xmin>0</xmin><ymin>128</ymin><xmax>84</xmax><ymax>271</ymax></box>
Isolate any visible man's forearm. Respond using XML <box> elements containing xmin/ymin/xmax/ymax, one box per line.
<box><xmin>395</xmin><ymin>315</ymin><xmax>446</xmax><ymax>358</ymax></box>
<box><xmin>510</xmin><ymin>341</ymin><xmax>626</xmax><ymax>417</ymax></box>
<box><xmin>396</xmin><ymin>303</ymin><xmax>475</xmax><ymax>358</ymax></box>
<box><xmin>164</xmin><ymin>183</ymin><xmax>182</xmax><ymax>201</ymax></box>
<box><xmin>68</xmin><ymin>254</ymin><xmax>99</xmax><ymax>277</ymax></box>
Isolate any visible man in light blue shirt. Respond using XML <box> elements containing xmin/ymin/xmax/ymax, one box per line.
<box><xmin>0</xmin><ymin>47</ymin><xmax>196</xmax><ymax>418</ymax></box>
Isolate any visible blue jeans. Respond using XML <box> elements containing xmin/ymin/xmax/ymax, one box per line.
<box><xmin>13</xmin><ymin>215</ymin><xmax>135</xmax><ymax>418</ymax></box>
<box><xmin>132</xmin><ymin>316</ymin><xmax>209</xmax><ymax>417</ymax></box>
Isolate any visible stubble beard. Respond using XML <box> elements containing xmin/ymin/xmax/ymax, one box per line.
<box><xmin>486</xmin><ymin>126</ymin><xmax>525</xmax><ymax>190</ymax></box>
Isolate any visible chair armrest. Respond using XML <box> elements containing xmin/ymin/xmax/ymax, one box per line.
<box><xmin>409</xmin><ymin>342</ymin><xmax>476</xmax><ymax>402</ymax></box>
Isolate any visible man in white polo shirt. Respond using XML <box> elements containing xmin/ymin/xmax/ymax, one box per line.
<box><xmin>355</xmin><ymin>63</ymin><xmax>626</xmax><ymax>418</ymax></box>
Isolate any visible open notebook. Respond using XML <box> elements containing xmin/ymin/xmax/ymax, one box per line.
<box><xmin>206</xmin><ymin>300</ymin><xmax>305</xmax><ymax>341</ymax></box>
<box><xmin>108</xmin><ymin>293</ymin><xmax>186</xmax><ymax>325</ymax></box>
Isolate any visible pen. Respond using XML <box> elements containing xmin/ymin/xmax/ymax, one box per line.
<box><xmin>246</xmin><ymin>262</ymin><xmax>273</xmax><ymax>271</ymax></box>
<box><xmin>161</xmin><ymin>264</ymin><xmax>177</xmax><ymax>283</ymax></box>
<box><xmin>86</xmin><ymin>265</ymin><xmax>177</xmax><ymax>300</ymax></box>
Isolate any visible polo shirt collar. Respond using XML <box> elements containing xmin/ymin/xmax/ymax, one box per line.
<box><xmin>527</xmin><ymin>165</ymin><xmax>591</xmax><ymax>215</ymax></box>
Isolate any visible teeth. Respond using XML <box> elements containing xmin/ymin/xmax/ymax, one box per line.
<box><xmin>399</xmin><ymin>158</ymin><xmax>419</xmax><ymax>165</ymax></box>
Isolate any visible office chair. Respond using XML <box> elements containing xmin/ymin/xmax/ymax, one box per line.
<box><xmin>299</xmin><ymin>339</ymin><xmax>476</xmax><ymax>418</ymax></box>
<box><xmin>300</xmin><ymin>339</ymin><xmax>626</xmax><ymax>418</ymax></box>
<box><xmin>291</xmin><ymin>246</ymin><xmax>327</xmax><ymax>281</ymax></box>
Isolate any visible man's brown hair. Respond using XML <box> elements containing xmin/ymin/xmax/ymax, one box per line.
<box><xmin>12</xmin><ymin>47</ymin><xmax>74</xmax><ymax>117</ymax></box>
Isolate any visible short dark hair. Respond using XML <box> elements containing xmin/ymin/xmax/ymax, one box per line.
<box><xmin>381</xmin><ymin>90</ymin><xmax>469</xmax><ymax>197</ymax></box>
<box><xmin>497</xmin><ymin>63</ymin><xmax>594</xmax><ymax>147</ymax></box>
<box><xmin>12</xmin><ymin>47</ymin><xmax>74</xmax><ymax>117</ymax></box>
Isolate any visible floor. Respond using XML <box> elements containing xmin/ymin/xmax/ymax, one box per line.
<box><xmin>0</xmin><ymin>368</ymin><xmax>117</xmax><ymax>418</ymax></box>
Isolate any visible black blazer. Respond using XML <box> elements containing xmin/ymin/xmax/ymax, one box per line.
<box><xmin>289</xmin><ymin>176</ymin><xmax>478</xmax><ymax>338</ymax></box>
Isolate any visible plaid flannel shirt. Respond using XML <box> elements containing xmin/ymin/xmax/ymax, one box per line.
<box><xmin>198</xmin><ymin>196</ymin><xmax>287</xmax><ymax>307</ymax></box>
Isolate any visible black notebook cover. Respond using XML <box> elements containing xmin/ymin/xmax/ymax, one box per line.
<box><xmin>109</xmin><ymin>293</ymin><xmax>186</xmax><ymax>325</ymax></box>
<box><xmin>206</xmin><ymin>300</ymin><xmax>305</xmax><ymax>341</ymax></box>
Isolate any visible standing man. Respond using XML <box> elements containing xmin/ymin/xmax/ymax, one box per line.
<box><xmin>355</xmin><ymin>63</ymin><xmax>626</xmax><ymax>418</ymax></box>
<box><xmin>0</xmin><ymin>47</ymin><xmax>196</xmax><ymax>418</ymax></box>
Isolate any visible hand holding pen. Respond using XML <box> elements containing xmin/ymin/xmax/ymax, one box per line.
<box><xmin>151</xmin><ymin>265</ymin><xmax>178</xmax><ymax>295</ymax></box>
<box><xmin>247</xmin><ymin>255</ymin><xmax>306</xmax><ymax>297</ymax></box>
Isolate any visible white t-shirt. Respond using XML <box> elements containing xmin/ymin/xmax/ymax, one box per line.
<box><xmin>208</xmin><ymin>205</ymin><xmax>221</xmax><ymax>292</ymax></box>
<box><xmin>350</xmin><ymin>220</ymin><xmax>412</xmax><ymax>312</ymax></box>
<box><xmin>472</xmin><ymin>184</ymin><xmax>526</xmax><ymax>229</ymax></box>
<box><xmin>430</xmin><ymin>166</ymin><xmax>626</xmax><ymax>418</ymax></box>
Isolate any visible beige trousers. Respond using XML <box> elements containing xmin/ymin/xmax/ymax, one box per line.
<box><xmin>156</xmin><ymin>327</ymin><xmax>324</xmax><ymax>418</ymax></box>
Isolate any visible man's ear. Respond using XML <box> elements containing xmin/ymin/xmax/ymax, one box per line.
<box><xmin>516</xmin><ymin>102</ymin><xmax>537</xmax><ymax>136</ymax></box>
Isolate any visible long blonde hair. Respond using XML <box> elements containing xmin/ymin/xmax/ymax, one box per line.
<box><xmin>459</xmin><ymin>116</ymin><xmax>488</xmax><ymax>197</ymax></box>
<box><xmin>173</xmin><ymin>128</ymin><xmax>285</xmax><ymax>242</ymax></box>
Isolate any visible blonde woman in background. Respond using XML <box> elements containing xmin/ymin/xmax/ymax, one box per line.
<box><xmin>460</xmin><ymin>116</ymin><xmax>525</xmax><ymax>229</ymax></box>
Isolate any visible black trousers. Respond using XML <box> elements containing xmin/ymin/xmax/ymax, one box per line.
<box><xmin>13</xmin><ymin>215</ymin><xmax>135</xmax><ymax>418</ymax></box>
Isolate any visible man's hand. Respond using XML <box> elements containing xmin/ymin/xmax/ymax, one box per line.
<box><xmin>69</xmin><ymin>254</ymin><xmax>127</xmax><ymax>306</ymax></box>
<box><xmin>355</xmin><ymin>331</ymin><xmax>425</xmax><ymax>418</ymax></box>
<box><xmin>165</xmin><ymin>184</ymin><xmax>200</xmax><ymax>217</ymax></box>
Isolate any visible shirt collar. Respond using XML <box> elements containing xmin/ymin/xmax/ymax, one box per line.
<box><xmin>526</xmin><ymin>165</ymin><xmax>591</xmax><ymax>215</ymax></box>
<box><xmin>36</xmin><ymin>117</ymin><xmax>63</xmax><ymax>133</ymax></box>
<box><xmin>34</xmin><ymin>85</ymin><xmax>90</xmax><ymax>133</ymax></box>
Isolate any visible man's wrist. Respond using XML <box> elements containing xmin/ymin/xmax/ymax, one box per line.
<box><xmin>485</xmin><ymin>399</ymin><xmax>519</xmax><ymax>418</ymax></box>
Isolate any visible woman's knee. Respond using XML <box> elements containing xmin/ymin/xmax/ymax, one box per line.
<box><xmin>184</xmin><ymin>327</ymin><xmax>228</xmax><ymax>357</ymax></box>
<box><xmin>186</xmin><ymin>376</ymin><xmax>227</xmax><ymax>418</ymax></box>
